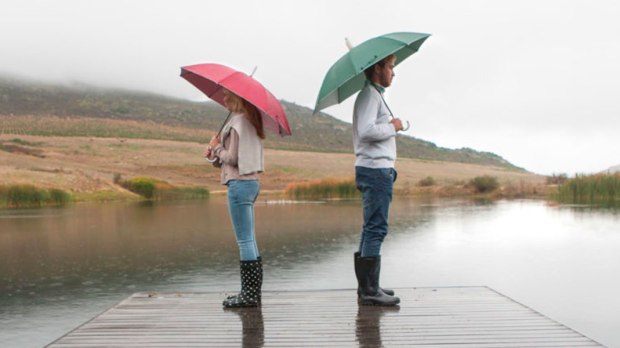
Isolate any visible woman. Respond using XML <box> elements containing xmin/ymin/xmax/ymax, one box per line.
<box><xmin>206</xmin><ymin>89</ymin><xmax>265</xmax><ymax>308</ymax></box>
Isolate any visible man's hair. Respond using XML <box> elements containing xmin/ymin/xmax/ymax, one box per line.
<box><xmin>363</xmin><ymin>54</ymin><xmax>396</xmax><ymax>80</ymax></box>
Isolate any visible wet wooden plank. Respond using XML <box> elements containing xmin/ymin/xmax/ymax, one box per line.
<box><xmin>46</xmin><ymin>287</ymin><xmax>603</xmax><ymax>347</ymax></box>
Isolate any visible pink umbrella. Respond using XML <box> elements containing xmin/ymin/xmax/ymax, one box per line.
<box><xmin>180</xmin><ymin>63</ymin><xmax>291</xmax><ymax>136</ymax></box>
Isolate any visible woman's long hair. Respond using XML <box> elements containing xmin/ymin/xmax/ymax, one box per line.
<box><xmin>224</xmin><ymin>90</ymin><xmax>265</xmax><ymax>139</ymax></box>
<box><xmin>241</xmin><ymin>99</ymin><xmax>265</xmax><ymax>139</ymax></box>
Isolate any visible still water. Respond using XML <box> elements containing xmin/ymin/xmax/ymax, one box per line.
<box><xmin>1</xmin><ymin>197</ymin><xmax>619</xmax><ymax>347</ymax></box>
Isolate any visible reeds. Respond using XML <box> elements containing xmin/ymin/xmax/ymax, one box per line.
<box><xmin>285</xmin><ymin>177</ymin><xmax>359</xmax><ymax>200</ymax></box>
<box><xmin>0</xmin><ymin>185</ymin><xmax>71</xmax><ymax>208</ymax></box>
<box><xmin>557</xmin><ymin>173</ymin><xmax>620</xmax><ymax>205</ymax></box>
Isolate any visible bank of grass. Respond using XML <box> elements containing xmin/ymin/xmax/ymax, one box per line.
<box><xmin>72</xmin><ymin>189</ymin><xmax>141</xmax><ymax>203</ymax></box>
<box><xmin>118</xmin><ymin>176</ymin><xmax>209</xmax><ymax>200</ymax></box>
<box><xmin>284</xmin><ymin>175</ymin><xmax>548</xmax><ymax>201</ymax></box>
<box><xmin>0</xmin><ymin>184</ymin><xmax>71</xmax><ymax>208</ymax></box>
<box><xmin>557</xmin><ymin>173</ymin><xmax>620</xmax><ymax>206</ymax></box>
<box><xmin>285</xmin><ymin>177</ymin><xmax>359</xmax><ymax>200</ymax></box>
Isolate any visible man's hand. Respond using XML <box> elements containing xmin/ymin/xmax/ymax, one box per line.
<box><xmin>390</xmin><ymin>118</ymin><xmax>404</xmax><ymax>132</ymax></box>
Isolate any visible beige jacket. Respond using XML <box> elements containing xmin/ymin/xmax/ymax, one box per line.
<box><xmin>213</xmin><ymin>113</ymin><xmax>264</xmax><ymax>184</ymax></box>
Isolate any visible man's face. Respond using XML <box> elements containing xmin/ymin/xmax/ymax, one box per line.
<box><xmin>376</xmin><ymin>57</ymin><xmax>396</xmax><ymax>87</ymax></box>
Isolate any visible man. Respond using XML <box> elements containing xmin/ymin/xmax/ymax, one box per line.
<box><xmin>353</xmin><ymin>54</ymin><xmax>403</xmax><ymax>306</ymax></box>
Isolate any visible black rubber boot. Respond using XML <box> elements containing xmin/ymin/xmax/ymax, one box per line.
<box><xmin>255</xmin><ymin>256</ymin><xmax>262</xmax><ymax>303</ymax></box>
<box><xmin>223</xmin><ymin>259</ymin><xmax>262</xmax><ymax>308</ymax></box>
<box><xmin>358</xmin><ymin>255</ymin><xmax>400</xmax><ymax>306</ymax></box>
<box><xmin>354</xmin><ymin>252</ymin><xmax>395</xmax><ymax>297</ymax></box>
<box><xmin>227</xmin><ymin>256</ymin><xmax>262</xmax><ymax>303</ymax></box>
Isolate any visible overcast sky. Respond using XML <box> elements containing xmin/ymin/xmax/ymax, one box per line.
<box><xmin>1</xmin><ymin>0</ymin><xmax>619</xmax><ymax>175</ymax></box>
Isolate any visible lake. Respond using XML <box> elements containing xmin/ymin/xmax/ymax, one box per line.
<box><xmin>1</xmin><ymin>197</ymin><xmax>618</xmax><ymax>347</ymax></box>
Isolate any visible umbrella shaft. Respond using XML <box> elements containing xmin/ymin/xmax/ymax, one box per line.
<box><xmin>216</xmin><ymin>111</ymin><xmax>233</xmax><ymax>138</ymax></box>
<box><xmin>373</xmin><ymin>85</ymin><xmax>410</xmax><ymax>131</ymax></box>
<box><xmin>373</xmin><ymin>85</ymin><xmax>395</xmax><ymax>119</ymax></box>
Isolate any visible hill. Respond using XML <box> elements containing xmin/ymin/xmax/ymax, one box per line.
<box><xmin>0</xmin><ymin>76</ymin><xmax>523</xmax><ymax>170</ymax></box>
<box><xmin>605</xmin><ymin>165</ymin><xmax>620</xmax><ymax>174</ymax></box>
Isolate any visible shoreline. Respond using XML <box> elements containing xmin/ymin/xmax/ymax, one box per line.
<box><xmin>1</xmin><ymin>184</ymin><xmax>556</xmax><ymax>210</ymax></box>
<box><xmin>1</xmin><ymin>134</ymin><xmax>548</xmax><ymax>208</ymax></box>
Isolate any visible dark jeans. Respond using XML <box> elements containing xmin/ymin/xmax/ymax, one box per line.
<box><xmin>355</xmin><ymin>166</ymin><xmax>396</xmax><ymax>257</ymax></box>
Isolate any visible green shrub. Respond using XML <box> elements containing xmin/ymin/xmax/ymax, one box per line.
<box><xmin>7</xmin><ymin>185</ymin><xmax>48</xmax><ymax>207</ymax></box>
<box><xmin>0</xmin><ymin>186</ymin><xmax>8</xmax><ymax>206</ymax></box>
<box><xmin>418</xmin><ymin>176</ymin><xmax>436</xmax><ymax>187</ymax></box>
<box><xmin>469</xmin><ymin>175</ymin><xmax>499</xmax><ymax>193</ymax></box>
<box><xmin>121</xmin><ymin>176</ymin><xmax>157</xmax><ymax>199</ymax></box>
<box><xmin>49</xmin><ymin>188</ymin><xmax>71</xmax><ymax>205</ymax></box>
<box><xmin>119</xmin><ymin>176</ymin><xmax>208</xmax><ymax>200</ymax></box>
<box><xmin>0</xmin><ymin>185</ymin><xmax>70</xmax><ymax>208</ymax></box>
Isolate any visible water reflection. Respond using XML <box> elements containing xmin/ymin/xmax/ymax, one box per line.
<box><xmin>0</xmin><ymin>198</ymin><xmax>364</xmax><ymax>298</ymax></box>
<box><xmin>355</xmin><ymin>305</ymin><xmax>400</xmax><ymax>348</ymax></box>
<box><xmin>224</xmin><ymin>307</ymin><xmax>264</xmax><ymax>348</ymax></box>
<box><xmin>1</xmin><ymin>197</ymin><xmax>619</xmax><ymax>347</ymax></box>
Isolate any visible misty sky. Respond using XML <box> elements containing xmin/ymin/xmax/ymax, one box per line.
<box><xmin>1</xmin><ymin>0</ymin><xmax>619</xmax><ymax>175</ymax></box>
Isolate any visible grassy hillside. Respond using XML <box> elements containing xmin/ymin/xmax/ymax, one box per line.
<box><xmin>0</xmin><ymin>76</ymin><xmax>522</xmax><ymax>170</ymax></box>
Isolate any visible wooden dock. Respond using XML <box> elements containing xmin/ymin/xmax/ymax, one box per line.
<box><xmin>47</xmin><ymin>287</ymin><xmax>603</xmax><ymax>347</ymax></box>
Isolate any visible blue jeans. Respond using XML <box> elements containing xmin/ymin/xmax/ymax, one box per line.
<box><xmin>356</xmin><ymin>166</ymin><xmax>396</xmax><ymax>257</ymax></box>
<box><xmin>227</xmin><ymin>180</ymin><xmax>260</xmax><ymax>261</ymax></box>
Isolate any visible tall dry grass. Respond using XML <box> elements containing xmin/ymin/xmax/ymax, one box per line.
<box><xmin>285</xmin><ymin>177</ymin><xmax>359</xmax><ymax>200</ymax></box>
<box><xmin>557</xmin><ymin>173</ymin><xmax>620</xmax><ymax>206</ymax></box>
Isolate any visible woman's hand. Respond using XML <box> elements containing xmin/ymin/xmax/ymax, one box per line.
<box><xmin>204</xmin><ymin>135</ymin><xmax>221</xmax><ymax>161</ymax></box>
<box><xmin>204</xmin><ymin>146</ymin><xmax>214</xmax><ymax>160</ymax></box>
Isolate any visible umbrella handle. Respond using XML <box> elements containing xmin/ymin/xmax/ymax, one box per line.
<box><xmin>205</xmin><ymin>156</ymin><xmax>217</xmax><ymax>163</ymax></box>
<box><xmin>402</xmin><ymin>120</ymin><xmax>410</xmax><ymax>131</ymax></box>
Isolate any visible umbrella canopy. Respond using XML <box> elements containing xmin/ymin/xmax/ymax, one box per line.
<box><xmin>181</xmin><ymin>63</ymin><xmax>291</xmax><ymax>136</ymax></box>
<box><xmin>314</xmin><ymin>32</ymin><xmax>430</xmax><ymax>113</ymax></box>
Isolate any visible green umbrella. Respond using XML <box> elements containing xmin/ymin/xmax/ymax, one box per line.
<box><xmin>314</xmin><ymin>32</ymin><xmax>431</xmax><ymax>113</ymax></box>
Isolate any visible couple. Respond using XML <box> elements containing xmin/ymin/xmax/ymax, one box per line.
<box><xmin>207</xmin><ymin>55</ymin><xmax>403</xmax><ymax>308</ymax></box>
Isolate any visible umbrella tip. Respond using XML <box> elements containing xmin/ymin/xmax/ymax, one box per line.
<box><xmin>345</xmin><ymin>37</ymin><xmax>354</xmax><ymax>50</ymax></box>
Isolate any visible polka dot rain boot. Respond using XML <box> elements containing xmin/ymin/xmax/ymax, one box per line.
<box><xmin>223</xmin><ymin>258</ymin><xmax>262</xmax><ymax>308</ymax></box>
